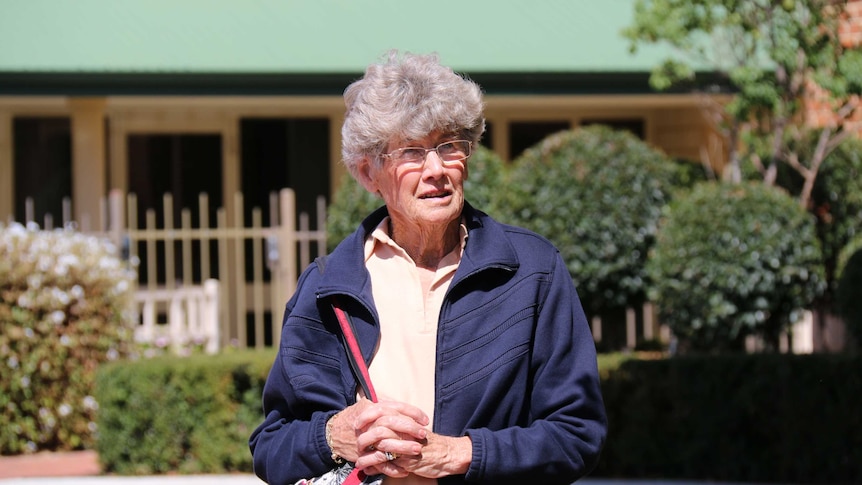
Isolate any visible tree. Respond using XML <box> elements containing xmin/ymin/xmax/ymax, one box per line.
<box><xmin>760</xmin><ymin>134</ymin><xmax>862</xmax><ymax>291</ymax></box>
<box><xmin>625</xmin><ymin>0</ymin><xmax>862</xmax><ymax>210</ymax></box>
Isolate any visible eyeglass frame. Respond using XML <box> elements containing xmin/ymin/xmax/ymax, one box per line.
<box><xmin>380</xmin><ymin>140</ymin><xmax>472</xmax><ymax>167</ymax></box>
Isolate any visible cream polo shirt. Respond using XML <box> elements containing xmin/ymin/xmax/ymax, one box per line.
<box><xmin>363</xmin><ymin>217</ymin><xmax>467</xmax><ymax>485</ymax></box>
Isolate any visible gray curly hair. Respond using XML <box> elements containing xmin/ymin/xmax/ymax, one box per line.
<box><xmin>341</xmin><ymin>50</ymin><xmax>485</xmax><ymax>176</ymax></box>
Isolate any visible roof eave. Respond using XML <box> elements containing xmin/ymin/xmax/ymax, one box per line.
<box><xmin>0</xmin><ymin>71</ymin><xmax>734</xmax><ymax>97</ymax></box>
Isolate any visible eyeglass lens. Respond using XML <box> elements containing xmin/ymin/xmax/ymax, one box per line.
<box><xmin>392</xmin><ymin>141</ymin><xmax>471</xmax><ymax>164</ymax></box>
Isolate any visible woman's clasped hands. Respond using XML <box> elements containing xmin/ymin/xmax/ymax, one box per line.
<box><xmin>327</xmin><ymin>398</ymin><xmax>471</xmax><ymax>479</ymax></box>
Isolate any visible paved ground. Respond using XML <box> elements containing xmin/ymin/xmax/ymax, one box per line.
<box><xmin>0</xmin><ymin>451</ymin><xmax>773</xmax><ymax>485</ymax></box>
<box><xmin>0</xmin><ymin>451</ymin><xmax>100</xmax><ymax>479</ymax></box>
<box><xmin>0</xmin><ymin>450</ymin><xmax>264</xmax><ymax>484</ymax></box>
<box><xmin>0</xmin><ymin>472</ymin><xmax>766</xmax><ymax>485</ymax></box>
<box><xmin>5</xmin><ymin>478</ymin><xmax>780</xmax><ymax>485</ymax></box>
<box><xmin>0</xmin><ymin>477</ymin><xmax>264</xmax><ymax>484</ymax></box>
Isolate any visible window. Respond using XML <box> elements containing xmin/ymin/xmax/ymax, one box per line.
<box><xmin>13</xmin><ymin>117</ymin><xmax>72</xmax><ymax>225</ymax></box>
<box><xmin>481</xmin><ymin>121</ymin><xmax>494</xmax><ymax>149</ymax></box>
<box><xmin>127</xmin><ymin>133</ymin><xmax>223</xmax><ymax>283</ymax></box>
<box><xmin>509</xmin><ymin>121</ymin><xmax>570</xmax><ymax>159</ymax></box>
<box><xmin>240</xmin><ymin>118</ymin><xmax>330</xmax><ymax>221</ymax></box>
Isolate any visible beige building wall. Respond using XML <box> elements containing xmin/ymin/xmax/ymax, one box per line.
<box><xmin>486</xmin><ymin>94</ymin><xmax>721</xmax><ymax>165</ymax></box>
<box><xmin>68</xmin><ymin>98</ymin><xmax>107</xmax><ymax>230</ymax></box>
<box><xmin>653</xmin><ymin>105</ymin><xmax>727</xmax><ymax>171</ymax></box>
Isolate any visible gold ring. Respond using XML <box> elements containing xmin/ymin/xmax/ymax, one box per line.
<box><xmin>384</xmin><ymin>451</ymin><xmax>397</xmax><ymax>461</ymax></box>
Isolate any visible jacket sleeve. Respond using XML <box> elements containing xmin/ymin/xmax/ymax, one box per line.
<box><xmin>464</xmin><ymin>251</ymin><xmax>607</xmax><ymax>484</ymax></box>
<box><xmin>248</xmin><ymin>268</ymin><xmax>349</xmax><ymax>485</ymax></box>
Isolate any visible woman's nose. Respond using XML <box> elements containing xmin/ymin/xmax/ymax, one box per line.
<box><xmin>422</xmin><ymin>151</ymin><xmax>445</xmax><ymax>175</ymax></box>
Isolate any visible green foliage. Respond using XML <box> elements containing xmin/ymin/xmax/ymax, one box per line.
<box><xmin>325</xmin><ymin>173</ymin><xmax>383</xmax><ymax>253</ymax></box>
<box><xmin>626</xmin><ymin>0</ymin><xmax>862</xmax><ymax>211</ymax></box>
<box><xmin>596</xmin><ymin>354</ymin><xmax>862</xmax><ymax>483</ymax></box>
<box><xmin>626</xmin><ymin>0</ymin><xmax>857</xmax><ymax>106</ymax></box>
<box><xmin>651</xmin><ymin>59</ymin><xmax>696</xmax><ymax>91</ymax></box>
<box><xmin>504</xmin><ymin>125</ymin><xmax>679</xmax><ymax>315</ymax></box>
<box><xmin>837</xmin><ymin>50</ymin><xmax>862</xmax><ymax>94</ymax></box>
<box><xmin>836</xmin><ymin>235</ymin><xmax>862</xmax><ymax>347</ymax></box>
<box><xmin>670</xmin><ymin>157</ymin><xmax>712</xmax><ymax>189</ymax></box>
<box><xmin>94</xmin><ymin>350</ymin><xmax>272</xmax><ymax>474</ymax></box>
<box><xmin>646</xmin><ymin>182</ymin><xmax>825</xmax><ymax>351</ymax></box>
<box><xmin>0</xmin><ymin>223</ymin><xmax>136</xmax><ymax>454</ymax></box>
<box><xmin>460</xmin><ymin>144</ymin><xmax>508</xmax><ymax>220</ymax></box>
<box><xmin>762</xmin><ymin>135</ymin><xmax>862</xmax><ymax>292</ymax></box>
<box><xmin>94</xmin><ymin>349</ymin><xmax>621</xmax><ymax>474</ymax></box>
<box><xmin>93</xmin><ymin>349</ymin><xmax>862</xmax><ymax>482</ymax></box>
<box><xmin>325</xmin><ymin>145</ymin><xmax>508</xmax><ymax>251</ymax></box>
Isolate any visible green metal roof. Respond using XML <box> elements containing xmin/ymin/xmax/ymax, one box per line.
<box><xmin>0</xmin><ymin>0</ymin><xmax>673</xmax><ymax>73</ymax></box>
<box><xmin>0</xmin><ymin>0</ymin><xmax>722</xmax><ymax>95</ymax></box>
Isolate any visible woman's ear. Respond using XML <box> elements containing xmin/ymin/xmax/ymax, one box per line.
<box><xmin>355</xmin><ymin>156</ymin><xmax>379</xmax><ymax>194</ymax></box>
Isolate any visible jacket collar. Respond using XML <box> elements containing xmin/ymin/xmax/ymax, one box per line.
<box><xmin>317</xmin><ymin>202</ymin><xmax>519</xmax><ymax>298</ymax></box>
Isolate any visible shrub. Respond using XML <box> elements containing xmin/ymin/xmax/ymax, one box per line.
<box><xmin>459</xmin><ymin>144</ymin><xmax>508</xmax><ymax>220</ymax></box>
<box><xmin>0</xmin><ymin>222</ymin><xmax>136</xmax><ymax>454</ymax></box>
<box><xmin>326</xmin><ymin>145</ymin><xmax>507</xmax><ymax>251</ymax></box>
<box><xmin>325</xmin><ymin>173</ymin><xmax>382</xmax><ymax>253</ymax></box>
<box><xmin>596</xmin><ymin>354</ymin><xmax>862</xmax><ymax>483</ymax></box>
<box><xmin>93</xmin><ymin>350</ymin><xmax>862</xmax><ymax>483</ymax></box>
<box><xmin>503</xmin><ymin>125</ymin><xmax>679</xmax><ymax>316</ymax></box>
<box><xmin>94</xmin><ymin>350</ymin><xmax>272</xmax><ymax>474</ymax></box>
<box><xmin>670</xmin><ymin>157</ymin><xmax>712</xmax><ymax>190</ymax></box>
<box><xmin>646</xmin><ymin>182</ymin><xmax>826</xmax><ymax>352</ymax></box>
<box><xmin>95</xmin><ymin>349</ymin><xmax>622</xmax><ymax>475</ymax></box>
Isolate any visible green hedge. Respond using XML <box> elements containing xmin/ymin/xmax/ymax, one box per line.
<box><xmin>94</xmin><ymin>351</ymin><xmax>860</xmax><ymax>483</ymax></box>
<box><xmin>94</xmin><ymin>350</ymin><xmax>272</xmax><ymax>474</ymax></box>
<box><xmin>595</xmin><ymin>353</ymin><xmax>862</xmax><ymax>483</ymax></box>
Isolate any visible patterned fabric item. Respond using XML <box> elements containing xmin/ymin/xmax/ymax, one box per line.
<box><xmin>294</xmin><ymin>463</ymin><xmax>383</xmax><ymax>485</ymax></box>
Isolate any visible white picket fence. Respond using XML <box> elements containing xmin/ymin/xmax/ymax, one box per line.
<box><xmin>15</xmin><ymin>188</ymin><xmax>327</xmax><ymax>354</ymax></box>
<box><xmin>11</xmin><ymin>189</ymin><xmax>836</xmax><ymax>355</ymax></box>
<box><xmin>134</xmin><ymin>279</ymin><xmax>221</xmax><ymax>354</ymax></box>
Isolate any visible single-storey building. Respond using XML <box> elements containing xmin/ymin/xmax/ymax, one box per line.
<box><xmin>1</xmin><ymin>0</ymin><xmax>741</xmax><ymax>350</ymax></box>
<box><xmin>0</xmin><ymin>0</ymin><xmax>727</xmax><ymax>228</ymax></box>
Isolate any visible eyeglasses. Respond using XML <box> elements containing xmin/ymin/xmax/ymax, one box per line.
<box><xmin>381</xmin><ymin>140</ymin><xmax>472</xmax><ymax>167</ymax></box>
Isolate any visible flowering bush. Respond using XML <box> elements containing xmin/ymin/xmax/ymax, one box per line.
<box><xmin>0</xmin><ymin>222</ymin><xmax>137</xmax><ymax>454</ymax></box>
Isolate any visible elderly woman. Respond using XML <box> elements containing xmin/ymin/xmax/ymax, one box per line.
<box><xmin>249</xmin><ymin>51</ymin><xmax>607</xmax><ymax>485</ymax></box>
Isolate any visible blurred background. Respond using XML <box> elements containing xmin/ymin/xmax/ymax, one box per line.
<box><xmin>1</xmin><ymin>1</ymin><xmax>860</xmax><ymax>483</ymax></box>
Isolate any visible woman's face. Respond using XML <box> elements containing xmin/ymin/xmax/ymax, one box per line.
<box><xmin>357</xmin><ymin>131</ymin><xmax>468</xmax><ymax>232</ymax></box>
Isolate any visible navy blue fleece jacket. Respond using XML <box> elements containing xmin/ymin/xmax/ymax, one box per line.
<box><xmin>249</xmin><ymin>204</ymin><xmax>607</xmax><ymax>485</ymax></box>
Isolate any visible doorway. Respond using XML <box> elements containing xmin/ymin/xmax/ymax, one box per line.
<box><xmin>127</xmin><ymin>133</ymin><xmax>223</xmax><ymax>284</ymax></box>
